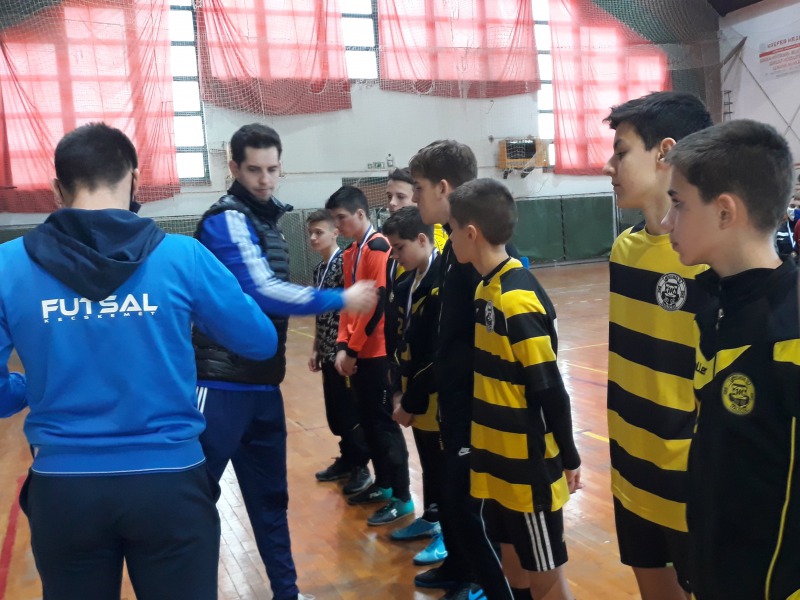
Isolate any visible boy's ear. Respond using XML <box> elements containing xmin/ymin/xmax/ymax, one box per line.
<box><xmin>466</xmin><ymin>223</ymin><xmax>478</xmax><ymax>241</ymax></box>
<box><xmin>51</xmin><ymin>178</ymin><xmax>66</xmax><ymax>206</ymax></box>
<box><xmin>438</xmin><ymin>179</ymin><xmax>452</xmax><ymax>198</ymax></box>
<box><xmin>716</xmin><ymin>193</ymin><xmax>740</xmax><ymax>230</ymax></box>
<box><xmin>657</xmin><ymin>138</ymin><xmax>677</xmax><ymax>166</ymax></box>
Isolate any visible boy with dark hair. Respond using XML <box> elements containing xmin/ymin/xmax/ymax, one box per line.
<box><xmin>382</xmin><ymin>206</ymin><xmax>447</xmax><ymax>565</ymax></box>
<box><xmin>409</xmin><ymin>140</ymin><xmax>515</xmax><ymax>600</ymax></box>
<box><xmin>1</xmin><ymin>123</ymin><xmax>277</xmax><ymax>599</ymax></box>
<box><xmin>387</xmin><ymin>167</ymin><xmax>417</xmax><ymax>214</ymax></box>
<box><xmin>306</xmin><ymin>210</ymin><xmax>372</xmax><ymax>495</ymax></box>
<box><xmin>194</xmin><ymin>124</ymin><xmax>376</xmax><ymax>600</ymax></box>
<box><xmin>662</xmin><ymin>119</ymin><xmax>799</xmax><ymax>600</ymax></box>
<box><xmin>447</xmin><ymin>178</ymin><xmax>581</xmax><ymax>600</ymax></box>
<box><xmin>602</xmin><ymin>91</ymin><xmax>713</xmax><ymax>600</ymax></box>
<box><xmin>325</xmin><ymin>185</ymin><xmax>413</xmax><ymax>526</ymax></box>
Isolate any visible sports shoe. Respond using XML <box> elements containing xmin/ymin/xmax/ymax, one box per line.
<box><xmin>297</xmin><ymin>594</ymin><xmax>315</xmax><ymax>600</ymax></box>
<box><xmin>413</xmin><ymin>532</ymin><xmax>448</xmax><ymax>565</ymax></box>
<box><xmin>367</xmin><ymin>498</ymin><xmax>414</xmax><ymax>526</ymax></box>
<box><xmin>391</xmin><ymin>517</ymin><xmax>440</xmax><ymax>541</ymax></box>
<box><xmin>439</xmin><ymin>583</ymin><xmax>485</xmax><ymax>600</ymax></box>
<box><xmin>342</xmin><ymin>466</ymin><xmax>372</xmax><ymax>495</ymax></box>
<box><xmin>315</xmin><ymin>457</ymin><xmax>349</xmax><ymax>482</ymax></box>
<box><xmin>346</xmin><ymin>483</ymin><xmax>392</xmax><ymax>505</ymax></box>
<box><xmin>413</xmin><ymin>566</ymin><xmax>461</xmax><ymax>590</ymax></box>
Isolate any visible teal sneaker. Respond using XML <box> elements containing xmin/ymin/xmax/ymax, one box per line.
<box><xmin>413</xmin><ymin>532</ymin><xmax>448</xmax><ymax>565</ymax></box>
<box><xmin>367</xmin><ymin>498</ymin><xmax>414</xmax><ymax>526</ymax></box>
<box><xmin>390</xmin><ymin>517</ymin><xmax>440</xmax><ymax>541</ymax></box>
<box><xmin>347</xmin><ymin>483</ymin><xmax>392</xmax><ymax>505</ymax></box>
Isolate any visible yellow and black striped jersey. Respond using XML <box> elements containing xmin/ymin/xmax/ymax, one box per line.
<box><xmin>608</xmin><ymin>224</ymin><xmax>708</xmax><ymax>532</ymax></box>
<box><xmin>689</xmin><ymin>261</ymin><xmax>800</xmax><ymax>600</ymax></box>
<box><xmin>471</xmin><ymin>257</ymin><xmax>580</xmax><ymax>513</ymax></box>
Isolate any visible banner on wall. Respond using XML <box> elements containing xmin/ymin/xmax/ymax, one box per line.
<box><xmin>758</xmin><ymin>32</ymin><xmax>800</xmax><ymax>80</ymax></box>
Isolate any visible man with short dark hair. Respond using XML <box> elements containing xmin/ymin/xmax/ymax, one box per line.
<box><xmin>194</xmin><ymin>124</ymin><xmax>376</xmax><ymax>600</ymax></box>
<box><xmin>0</xmin><ymin>122</ymin><xmax>277</xmax><ymax>599</ymax></box>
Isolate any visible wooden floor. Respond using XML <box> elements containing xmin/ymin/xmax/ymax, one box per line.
<box><xmin>0</xmin><ymin>261</ymin><xmax>640</xmax><ymax>600</ymax></box>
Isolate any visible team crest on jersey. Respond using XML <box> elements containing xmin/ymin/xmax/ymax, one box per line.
<box><xmin>655</xmin><ymin>272</ymin><xmax>687</xmax><ymax>311</ymax></box>
<box><xmin>484</xmin><ymin>301</ymin><xmax>495</xmax><ymax>333</ymax></box>
<box><xmin>721</xmin><ymin>373</ymin><xmax>755</xmax><ymax>416</ymax></box>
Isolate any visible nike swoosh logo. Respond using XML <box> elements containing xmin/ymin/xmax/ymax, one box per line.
<box><xmin>457</xmin><ymin>448</ymin><xmax>470</xmax><ymax>457</ymax></box>
<box><xmin>468</xmin><ymin>590</ymin><xmax>486</xmax><ymax>600</ymax></box>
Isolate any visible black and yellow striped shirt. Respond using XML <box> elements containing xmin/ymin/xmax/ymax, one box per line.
<box><xmin>471</xmin><ymin>257</ymin><xmax>579</xmax><ymax>513</ymax></box>
<box><xmin>608</xmin><ymin>224</ymin><xmax>707</xmax><ymax>532</ymax></box>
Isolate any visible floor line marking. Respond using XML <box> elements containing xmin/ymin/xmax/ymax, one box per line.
<box><xmin>0</xmin><ymin>475</ymin><xmax>26</xmax><ymax>600</ymax></box>
<box><xmin>582</xmin><ymin>431</ymin><xmax>610</xmax><ymax>443</ymax></box>
<box><xmin>288</xmin><ymin>327</ymin><xmax>315</xmax><ymax>340</ymax></box>
<box><xmin>561</xmin><ymin>361</ymin><xmax>608</xmax><ymax>375</ymax></box>
<box><xmin>559</xmin><ymin>342</ymin><xmax>608</xmax><ymax>352</ymax></box>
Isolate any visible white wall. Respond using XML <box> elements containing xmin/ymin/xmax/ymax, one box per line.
<box><xmin>720</xmin><ymin>0</ymin><xmax>800</xmax><ymax>166</ymax></box>
<box><xmin>153</xmin><ymin>83</ymin><xmax>612</xmax><ymax>217</ymax></box>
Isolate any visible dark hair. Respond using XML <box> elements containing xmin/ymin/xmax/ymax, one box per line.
<box><xmin>666</xmin><ymin>119</ymin><xmax>794</xmax><ymax>233</ymax></box>
<box><xmin>306</xmin><ymin>209</ymin><xmax>335</xmax><ymax>227</ymax></box>
<box><xmin>54</xmin><ymin>123</ymin><xmax>138</xmax><ymax>195</ymax></box>
<box><xmin>325</xmin><ymin>185</ymin><xmax>369</xmax><ymax>214</ymax></box>
<box><xmin>381</xmin><ymin>205</ymin><xmax>433</xmax><ymax>241</ymax></box>
<box><xmin>387</xmin><ymin>167</ymin><xmax>415</xmax><ymax>186</ymax></box>
<box><xmin>449</xmin><ymin>178</ymin><xmax>517</xmax><ymax>245</ymax></box>
<box><xmin>230</xmin><ymin>123</ymin><xmax>282</xmax><ymax>164</ymax></box>
<box><xmin>408</xmin><ymin>140</ymin><xmax>477</xmax><ymax>189</ymax></box>
<box><xmin>605</xmin><ymin>91</ymin><xmax>713</xmax><ymax>149</ymax></box>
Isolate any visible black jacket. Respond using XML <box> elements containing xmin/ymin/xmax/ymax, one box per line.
<box><xmin>193</xmin><ymin>181</ymin><xmax>292</xmax><ymax>385</ymax></box>
<box><xmin>689</xmin><ymin>260</ymin><xmax>800</xmax><ymax>600</ymax></box>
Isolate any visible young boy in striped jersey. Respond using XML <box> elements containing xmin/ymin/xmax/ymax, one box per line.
<box><xmin>662</xmin><ymin>120</ymin><xmax>800</xmax><ymax>600</ymax></box>
<box><xmin>447</xmin><ymin>178</ymin><xmax>582</xmax><ymax>600</ymax></box>
<box><xmin>602</xmin><ymin>91</ymin><xmax>713</xmax><ymax>599</ymax></box>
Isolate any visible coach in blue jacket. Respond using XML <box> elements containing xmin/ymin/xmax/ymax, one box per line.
<box><xmin>193</xmin><ymin>124</ymin><xmax>376</xmax><ymax>600</ymax></box>
<box><xmin>0</xmin><ymin>123</ymin><xmax>277</xmax><ymax>599</ymax></box>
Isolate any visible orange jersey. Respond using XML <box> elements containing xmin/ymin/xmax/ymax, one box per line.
<box><xmin>337</xmin><ymin>230</ymin><xmax>390</xmax><ymax>359</ymax></box>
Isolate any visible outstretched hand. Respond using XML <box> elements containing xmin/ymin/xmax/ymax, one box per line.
<box><xmin>343</xmin><ymin>280</ymin><xmax>378</xmax><ymax>314</ymax></box>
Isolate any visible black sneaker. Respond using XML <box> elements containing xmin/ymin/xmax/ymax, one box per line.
<box><xmin>342</xmin><ymin>466</ymin><xmax>372</xmax><ymax>495</ymax></box>
<box><xmin>315</xmin><ymin>457</ymin><xmax>349</xmax><ymax>482</ymax></box>
<box><xmin>346</xmin><ymin>483</ymin><xmax>392</xmax><ymax>505</ymax></box>
<box><xmin>413</xmin><ymin>566</ymin><xmax>461</xmax><ymax>590</ymax></box>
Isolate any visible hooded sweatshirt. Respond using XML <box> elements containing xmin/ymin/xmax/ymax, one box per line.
<box><xmin>0</xmin><ymin>208</ymin><xmax>277</xmax><ymax>476</ymax></box>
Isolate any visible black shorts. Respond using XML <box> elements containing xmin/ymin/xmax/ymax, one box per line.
<box><xmin>613</xmin><ymin>498</ymin><xmax>691</xmax><ymax>592</ymax></box>
<box><xmin>479</xmin><ymin>498</ymin><xmax>567</xmax><ymax>572</ymax></box>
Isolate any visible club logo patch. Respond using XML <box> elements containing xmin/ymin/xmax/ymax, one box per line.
<box><xmin>485</xmin><ymin>301</ymin><xmax>495</xmax><ymax>333</ymax></box>
<box><xmin>721</xmin><ymin>373</ymin><xmax>755</xmax><ymax>416</ymax></box>
<box><xmin>655</xmin><ymin>272</ymin><xmax>687</xmax><ymax>311</ymax></box>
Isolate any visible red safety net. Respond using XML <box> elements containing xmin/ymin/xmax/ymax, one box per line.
<box><xmin>0</xmin><ymin>0</ymin><xmax>179</xmax><ymax>212</ymax></box>
<box><xmin>197</xmin><ymin>0</ymin><xmax>352</xmax><ymax>116</ymax></box>
<box><xmin>549</xmin><ymin>0</ymin><xmax>672</xmax><ymax>175</ymax></box>
<box><xmin>378</xmin><ymin>0</ymin><xmax>540</xmax><ymax>98</ymax></box>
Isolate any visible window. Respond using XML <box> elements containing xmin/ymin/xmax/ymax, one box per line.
<box><xmin>532</xmin><ymin>0</ymin><xmax>555</xmax><ymax>165</ymax></box>
<box><xmin>342</xmin><ymin>0</ymin><xmax>378</xmax><ymax>80</ymax></box>
<box><xmin>170</xmin><ymin>1</ymin><xmax>209</xmax><ymax>182</ymax></box>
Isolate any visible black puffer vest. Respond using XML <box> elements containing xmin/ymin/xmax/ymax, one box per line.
<box><xmin>193</xmin><ymin>182</ymin><xmax>292</xmax><ymax>385</ymax></box>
